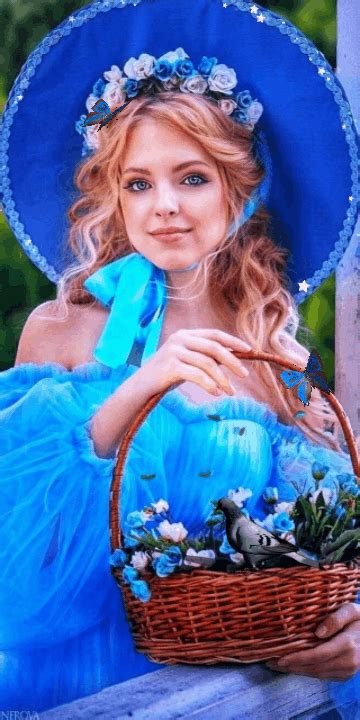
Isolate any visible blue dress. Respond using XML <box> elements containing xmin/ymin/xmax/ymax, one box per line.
<box><xmin>0</xmin><ymin>357</ymin><xmax>359</xmax><ymax>715</ymax></box>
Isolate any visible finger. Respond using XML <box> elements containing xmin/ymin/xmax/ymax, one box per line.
<box><xmin>315</xmin><ymin>602</ymin><xmax>360</xmax><ymax>638</ymax></box>
<box><xmin>182</xmin><ymin>335</ymin><xmax>250</xmax><ymax>378</ymax></box>
<box><xmin>266</xmin><ymin>660</ymin><xmax>351</xmax><ymax>680</ymax></box>
<box><xmin>186</xmin><ymin>328</ymin><xmax>252</xmax><ymax>352</ymax></box>
<box><xmin>274</xmin><ymin>635</ymin><xmax>346</xmax><ymax>667</ymax></box>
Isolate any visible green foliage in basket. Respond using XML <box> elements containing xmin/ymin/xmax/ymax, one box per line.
<box><xmin>109</xmin><ymin>462</ymin><xmax>360</xmax><ymax>603</ymax></box>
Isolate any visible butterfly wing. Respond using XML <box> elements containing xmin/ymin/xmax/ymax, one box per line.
<box><xmin>280</xmin><ymin>370</ymin><xmax>304</xmax><ymax>389</ymax></box>
<box><xmin>82</xmin><ymin>99</ymin><xmax>111</xmax><ymax>127</ymax></box>
<box><xmin>91</xmin><ymin>99</ymin><xmax>110</xmax><ymax>114</ymax></box>
<box><xmin>305</xmin><ymin>348</ymin><xmax>331</xmax><ymax>393</ymax></box>
<box><xmin>297</xmin><ymin>378</ymin><xmax>312</xmax><ymax>406</ymax></box>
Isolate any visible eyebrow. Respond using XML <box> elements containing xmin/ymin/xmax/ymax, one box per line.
<box><xmin>122</xmin><ymin>160</ymin><xmax>212</xmax><ymax>176</ymax></box>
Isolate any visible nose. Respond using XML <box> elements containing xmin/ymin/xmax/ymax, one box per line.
<box><xmin>153</xmin><ymin>183</ymin><xmax>180</xmax><ymax>217</ymax></box>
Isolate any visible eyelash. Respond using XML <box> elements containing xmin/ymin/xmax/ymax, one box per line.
<box><xmin>124</xmin><ymin>174</ymin><xmax>209</xmax><ymax>193</ymax></box>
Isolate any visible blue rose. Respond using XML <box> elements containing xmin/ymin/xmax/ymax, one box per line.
<box><xmin>337</xmin><ymin>473</ymin><xmax>357</xmax><ymax>488</ymax></box>
<box><xmin>153</xmin><ymin>554</ymin><xmax>177</xmax><ymax>578</ymax></box>
<box><xmin>173</xmin><ymin>58</ymin><xmax>195</xmax><ymax>79</ymax></box>
<box><xmin>75</xmin><ymin>116</ymin><xmax>87</xmax><ymax>135</ymax></box>
<box><xmin>130</xmin><ymin>579</ymin><xmax>152</xmax><ymax>603</ymax></box>
<box><xmin>197</xmin><ymin>55</ymin><xmax>218</xmax><ymax>77</ymax></box>
<box><xmin>123</xmin><ymin>529</ymin><xmax>145</xmax><ymax>549</ymax></box>
<box><xmin>109</xmin><ymin>548</ymin><xmax>127</xmax><ymax>568</ymax></box>
<box><xmin>122</xmin><ymin>564</ymin><xmax>139</xmax><ymax>584</ymax></box>
<box><xmin>125</xmin><ymin>511</ymin><xmax>146</xmax><ymax>529</ymax></box>
<box><xmin>164</xmin><ymin>545</ymin><xmax>183</xmax><ymax>566</ymax></box>
<box><xmin>273</xmin><ymin>512</ymin><xmax>295</xmax><ymax>534</ymax></box>
<box><xmin>342</xmin><ymin>481</ymin><xmax>360</xmax><ymax>496</ymax></box>
<box><xmin>152</xmin><ymin>59</ymin><xmax>174</xmax><ymax>81</ymax></box>
<box><xmin>263</xmin><ymin>487</ymin><xmax>279</xmax><ymax>505</ymax></box>
<box><xmin>312</xmin><ymin>462</ymin><xmax>329</xmax><ymax>481</ymax></box>
<box><xmin>124</xmin><ymin>78</ymin><xmax>140</xmax><ymax>98</ymax></box>
<box><xmin>236</xmin><ymin>90</ymin><xmax>253</xmax><ymax>109</ymax></box>
<box><xmin>92</xmin><ymin>78</ymin><xmax>106</xmax><ymax>98</ymax></box>
<box><xmin>233</xmin><ymin>108</ymin><xmax>248</xmax><ymax>124</ymax></box>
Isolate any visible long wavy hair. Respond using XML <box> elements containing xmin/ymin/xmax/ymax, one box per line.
<box><xmin>47</xmin><ymin>90</ymin><xmax>347</xmax><ymax>455</ymax></box>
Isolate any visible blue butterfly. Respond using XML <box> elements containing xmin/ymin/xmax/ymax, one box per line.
<box><xmin>280</xmin><ymin>348</ymin><xmax>332</xmax><ymax>407</ymax></box>
<box><xmin>81</xmin><ymin>97</ymin><xmax>133</xmax><ymax>132</ymax></box>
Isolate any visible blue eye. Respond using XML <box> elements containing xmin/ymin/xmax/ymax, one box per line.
<box><xmin>124</xmin><ymin>174</ymin><xmax>208</xmax><ymax>193</ymax></box>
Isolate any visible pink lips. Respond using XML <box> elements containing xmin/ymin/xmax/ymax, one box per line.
<box><xmin>154</xmin><ymin>231</ymin><xmax>189</xmax><ymax>242</ymax></box>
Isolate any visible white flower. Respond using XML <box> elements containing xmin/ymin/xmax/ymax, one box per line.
<box><xmin>184</xmin><ymin>548</ymin><xmax>216</xmax><ymax>567</ymax></box>
<box><xmin>124</xmin><ymin>52</ymin><xmax>156</xmax><ymax>80</ymax></box>
<box><xmin>180</xmin><ymin>74</ymin><xmax>208</xmax><ymax>95</ymax></box>
<box><xmin>218</xmin><ymin>98</ymin><xmax>238</xmax><ymax>115</ymax></box>
<box><xmin>103</xmin><ymin>81</ymin><xmax>126</xmax><ymax>107</ymax></box>
<box><xmin>103</xmin><ymin>64</ymin><xmax>124</xmax><ymax>84</ymax></box>
<box><xmin>310</xmin><ymin>487</ymin><xmax>335</xmax><ymax>506</ymax></box>
<box><xmin>208</xmin><ymin>63</ymin><xmax>237</xmax><ymax>95</ymax></box>
<box><xmin>247</xmin><ymin>100</ymin><xmax>264</xmax><ymax>126</ymax></box>
<box><xmin>227</xmin><ymin>486</ymin><xmax>253</xmax><ymax>507</ymax></box>
<box><xmin>85</xmin><ymin>125</ymin><xmax>100</xmax><ymax>152</ymax></box>
<box><xmin>152</xmin><ymin>499</ymin><xmax>169</xmax><ymax>514</ymax></box>
<box><xmin>131</xmin><ymin>551</ymin><xmax>150</xmax><ymax>571</ymax></box>
<box><xmin>274</xmin><ymin>501</ymin><xmax>294</xmax><ymax>515</ymax></box>
<box><xmin>158</xmin><ymin>519</ymin><xmax>188</xmax><ymax>542</ymax></box>
<box><xmin>86</xmin><ymin>94</ymin><xmax>100</xmax><ymax>113</ymax></box>
<box><xmin>158</xmin><ymin>47</ymin><xmax>190</xmax><ymax>63</ymax></box>
<box><xmin>229</xmin><ymin>552</ymin><xmax>246</xmax><ymax>565</ymax></box>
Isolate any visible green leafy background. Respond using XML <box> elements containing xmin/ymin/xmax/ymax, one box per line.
<box><xmin>0</xmin><ymin>0</ymin><xmax>337</xmax><ymax>373</ymax></box>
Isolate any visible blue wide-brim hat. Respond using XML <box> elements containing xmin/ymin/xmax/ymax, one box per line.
<box><xmin>0</xmin><ymin>0</ymin><xmax>359</xmax><ymax>306</ymax></box>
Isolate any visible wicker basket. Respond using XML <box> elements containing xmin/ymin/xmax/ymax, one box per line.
<box><xmin>109</xmin><ymin>349</ymin><xmax>360</xmax><ymax>664</ymax></box>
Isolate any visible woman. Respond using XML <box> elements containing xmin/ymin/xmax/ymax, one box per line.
<box><xmin>0</xmin><ymin>1</ymin><xmax>359</xmax><ymax>715</ymax></box>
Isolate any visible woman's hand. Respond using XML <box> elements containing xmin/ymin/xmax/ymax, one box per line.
<box><xmin>265</xmin><ymin>602</ymin><xmax>360</xmax><ymax>680</ymax></box>
<box><xmin>142</xmin><ymin>328</ymin><xmax>251</xmax><ymax>397</ymax></box>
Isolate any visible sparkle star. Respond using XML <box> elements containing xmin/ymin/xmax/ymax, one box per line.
<box><xmin>298</xmin><ymin>280</ymin><xmax>310</xmax><ymax>293</ymax></box>
<box><xmin>342</xmin><ymin>123</ymin><xmax>347</xmax><ymax>130</ymax></box>
<box><xmin>318</xmin><ymin>68</ymin><xmax>326</xmax><ymax>76</ymax></box>
<box><xmin>17</xmin><ymin>94</ymin><xmax>23</xmax><ymax>101</ymax></box>
<box><xmin>349</xmin><ymin>196</ymin><xmax>353</xmax><ymax>202</ymax></box>
<box><xmin>257</xmin><ymin>13</ymin><xmax>265</xmax><ymax>22</ymax></box>
<box><xmin>250</xmin><ymin>4</ymin><xmax>258</xmax><ymax>13</ymax></box>
<box><xmin>69</xmin><ymin>15</ymin><xmax>75</xmax><ymax>22</ymax></box>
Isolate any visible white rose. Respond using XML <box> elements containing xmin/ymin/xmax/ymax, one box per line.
<box><xmin>158</xmin><ymin>520</ymin><xmax>188</xmax><ymax>542</ymax></box>
<box><xmin>180</xmin><ymin>75</ymin><xmax>208</xmax><ymax>95</ymax></box>
<box><xmin>152</xmin><ymin>499</ymin><xmax>169</xmax><ymax>514</ymax></box>
<box><xmin>158</xmin><ymin>47</ymin><xmax>189</xmax><ymax>63</ymax></box>
<box><xmin>103</xmin><ymin>64</ymin><xmax>124</xmax><ymax>85</ymax></box>
<box><xmin>131</xmin><ymin>551</ymin><xmax>150</xmax><ymax>571</ymax></box>
<box><xmin>184</xmin><ymin>548</ymin><xmax>216</xmax><ymax>567</ymax></box>
<box><xmin>274</xmin><ymin>501</ymin><xmax>294</xmax><ymax>515</ymax></box>
<box><xmin>103</xmin><ymin>82</ymin><xmax>126</xmax><ymax>108</ymax></box>
<box><xmin>227</xmin><ymin>486</ymin><xmax>253</xmax><ymax>507</ymax></box>
<box><xmin>218</xmin><ymin>98</ymin><xmax>238</xmax><ymax>115</ymax></box>
<box><xmin>124</xmin><ymin>53</ymin><xmax>156</xmax><ymax>80</ymax></box>
<box><xmin>85</xmin><ymin>125</ymin><xmax>100</xmax><ymax>152</ymax></box>
<box><xmin>208</xmin><ymin>64</ymin><xmax>237</xmax><ymax>95</ymax></box>
<box><xmin>247</xmin><ymin>100</ymin><xmax>264</xmax><ymax>126</ymax></box>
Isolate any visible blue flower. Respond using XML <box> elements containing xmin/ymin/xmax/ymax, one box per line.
<box><xmin>312</xmin><ymin>461</ymin><xmax>329</xmax><ymax>481</ymax></box>
<box><xmin>153</xmin><ymin>59</ymin><xmax>174</xmax><ymax>81</ymax></box>
<box><xmin>173</xmin><ymin>58</ymin><xmax>195</xmax><ymax>79</ymax></box>
<box><xmin>122</xmin><ymin>564</ymin><xmax>139</xmax><ymax>584</ymax></box>
<box><xmin>109</xmin><ymin>548</ymin><xmax>127</xmax><ymax>568</ymax></box>
<box><xmin>273</xmin><ymin>512</ymin><xmax>295</xmax><ymax>534</ymax></box>
<box><xmin>124</xmin><ymin>78</ymin><xmax>140</xmax><ymax>98</ymax></box>
<box><xmin>125</xmin><ymin>511</ymin><xmax>146</xmax><ymax>529</ymax></box>
<box><xmin>342</xmin><ymin>481</ymin><xmax>360</xmax><ymax>496</ymax></box>
<box><xmin>152</xmin><ymin>549</ymin><xmax>182</xmax><ymax>578</ymax></box>
<box><xmin>219</xmin><ymin>535</ymin><xmax>234</xmax><ymax>555</ymax></box>
<box><xmin>164</xmin><ymin>545</ymin><xmax>183</xmax><ymax>564</ymax></box>
<box><xmin>334</xmin><ymin>505</ymin><xmax>347</xmax><ymax>519</ymax></box>
<box><xmin>92</xmin><ymin>78</ymin><xmax>106</xmax><ymax>98</ymax></box>
<box><xmin>263</xmin><ymin>487</ymin><xmax>279</xmax><ymax>504</ymax></box>
<box><xmin>233</xmin><ymin>108</ymin><xmax>248</xmax><ymax>124</ymax></box>
<box><xmin>337</xmin><ymin>473</ymin><xmax>358</xmax><ymax>488</ymax></box>
<box><xmin>197</xmin><ymin>55</ymin><xmax>218</xmax><ymax>77</ymax></box>
<box><xmin>123</xmin><ymin>529</ymin><xmax>145</xmax><ymax>549</ymax></box>
<box><xmin>129</xmin><ymin>579</ymin><xmax>152</xmax><ymax>603</ymax></box>
<box><xmin>75</xmin><ymin>115</ymin><xmax>87</xmax><ymax>135</ymax></box>
<box><xmin>236</xmin><ymin>90</ymin><xmax>253</xmax><ymax>108</ymax></box>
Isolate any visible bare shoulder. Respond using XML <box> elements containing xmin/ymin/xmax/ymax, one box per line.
<box><xmin>14</xmin><ymin>300</ymin><xmax>109</xmax><ymax>368</ymax></box>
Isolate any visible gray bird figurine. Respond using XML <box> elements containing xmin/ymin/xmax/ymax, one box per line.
<box><xmin>215</xmin><ymin>498</ymin><xmax>319</xmax><ymax>570</ymax></box>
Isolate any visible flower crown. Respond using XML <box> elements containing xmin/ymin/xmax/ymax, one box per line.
<box><xmin>75</xmin><ymin>47</ymin><xmax>264</xmax><ymax>157</ymax></box>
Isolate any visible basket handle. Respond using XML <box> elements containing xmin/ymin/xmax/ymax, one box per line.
<box><xmin>109</xmin><ymin>349</ymin><xmax>360</xmax><ymax>552</ymax></box>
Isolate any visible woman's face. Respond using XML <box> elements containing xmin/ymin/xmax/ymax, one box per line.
<box><xmin>119</xmin><ymin>118</ymin><xmax>229</xmax><ymax>271</ymax></box>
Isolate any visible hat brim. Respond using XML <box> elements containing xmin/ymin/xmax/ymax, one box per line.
<box><xmin>0</xmin><ymin>0</ymin><xmax>359</xmax><ymax>305</ymax></box>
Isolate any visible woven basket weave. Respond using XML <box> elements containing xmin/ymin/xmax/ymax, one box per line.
<box><xmin>109</xmin><ymin>349</ymin><xmax>360</xmax><ymax>664</ymax></box>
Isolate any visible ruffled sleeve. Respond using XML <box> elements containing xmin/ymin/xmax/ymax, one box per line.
<box><xmin>269</xmin><ymin>430</ymin><xmax>356</xmax><ymax>504</ymax></box>
<box><xmin>0</xmin><ymin>362</ymin><xmax>128</xmax><ymax>651</ymax></box>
